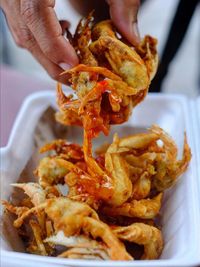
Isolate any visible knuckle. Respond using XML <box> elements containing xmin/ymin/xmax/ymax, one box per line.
<box><xmin>18</xmin><ymin>28</ymin><xmax>35</xmax><ymax>49</ymax></box>
<box><xmin>22</xmin><ymin>29</ymin><xmax>33</xmax><ymax>44</ymax></box>
<box><xmin>21</xmin><ymin>0</ymin><xmax>54</xmax><ymax>24</ymax></box>
<box><xmin>21</xmin><ymin>1</ymin><xmax>37</xmax><ymax>25</ymax></box>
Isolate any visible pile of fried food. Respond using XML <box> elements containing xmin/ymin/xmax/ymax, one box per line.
<box><xmin>2</xmin><ymin>13</ymin><xmax>191</xmax><ymax>261</ymax></box>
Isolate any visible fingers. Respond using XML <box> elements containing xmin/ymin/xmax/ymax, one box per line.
<box><xmin>24</xmin><ymin>36</ymin><xmax>70</xmax><ymax>84</ymax></box>
<box><xmin>8</xmin><ymin>19</ymin><xmax>69</xmax><ymax>83</ymax></box>
<box><xmin>107</xmin><ymin>0</ymin><xmax>141</xmax><ymax>45</ymax></box>
<box><xmin>1</xmin><ymin>0</ymin><xmax>77</xmax><ymax>83</ymax></box>
<box><xmin>20</xmin><ymin>0</ymin><xmax>78</xmax><ymax>68</ymax></box>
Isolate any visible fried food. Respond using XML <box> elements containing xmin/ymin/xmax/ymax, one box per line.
<box><xmin>40</xmin><ymin>139</ymin><xmax>84</xmax><ymax>162</ymax></box>
<box><xmin>11</xmin><ymin>183</ymin><xmax>46</xmax><ymax>206</ymax></box>
<box><xmin>112</xmin><ymin>222</ymin><xmax>163</xmax><ymax>259</ymax></box>
<box><xmin>1</xmin><ymin>126</ymin><xmax>191</xmax><ymax>260</ymax></box>
<box><xmin>1</xmin><ymin>12</ymin><xmax>192</xmax><ymax>262</ymax></box>
<box><xmin>56</xmin><ymin>15</ymin><xmax>158</xmax><ymax>140</ymax></box>
<box><xmin>90</xmin><ymin>21</ymin><xmax>150</xmax><ymax>90</ymax></box>
<box><xmin>29</xmin><ymin>220</ymin><xmax>47</xmax><ymax>256</ymax></box>
<box><xmin>51</xmin><ymin>215</ymin><xmax>132</xmax><ymax>260</ymax></box>
<box><xmin>1</xmin><ymin>200</ymin><xmax>29</xmax><ymax>217</ymax></box>
<box><xmin>104</xmin><ymin>151</ymin><xmax>132</xmax><ymax>206</ymax></box>
<box><xmin>150</xmin><ymin>125</ymin><xmax>192</xmax><ymax>191</ymax></box>
<box><xmin>58</xmin><ymin>247</ymin><xmax>109</xmax><ymax>260</ymax></box>
<box><xmin>37</xmin><ymin>157</ymin><xmax>70</xmax><ymax>188</ymax></box>
<box><xmin>101</xmin><ymin>193</ymin><xmax>163</xmax><ymax>219</ymax></box>
<box><xmin>45</xmin><ymin>201</ymin><xmax>131</xmax><ymax>260</ymax></box>
<box><xmin>44</xmin><ymin>231</ymin><xmax>103</xmax><ymax>248</ymax></box>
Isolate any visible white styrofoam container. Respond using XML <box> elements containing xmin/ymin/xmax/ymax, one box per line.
<box><xmin>1</xmin><ymin>91</ymin><xmax>200</xmax><ymax>267</ymax></box>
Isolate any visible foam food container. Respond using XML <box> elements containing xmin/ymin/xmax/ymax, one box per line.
<box><xmin>1</xmin><ymin>91</ymin><xmax>200</xmax><ymax>267</ymax></box>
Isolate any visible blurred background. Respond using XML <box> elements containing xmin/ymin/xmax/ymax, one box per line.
<box><xmin>0</xmin><ymin>0</ymin><xmax>200</xmax><ymax>146</ymax></box>
<box><xmin>0</xmin><ymin>0</ymin><xmax>199</xmax><ymax>96</ymax></box>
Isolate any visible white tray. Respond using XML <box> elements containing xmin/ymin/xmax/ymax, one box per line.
<box><xmin>1</xmin><ymin>91</ymin><xmax>200</xmax><ymax>267</ymax></box>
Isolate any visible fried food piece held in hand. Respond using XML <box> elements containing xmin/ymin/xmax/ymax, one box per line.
<box><xmin>56</xmin><ymin>14</ymin><xmax>158</xmax><ymax>141</ymax></box>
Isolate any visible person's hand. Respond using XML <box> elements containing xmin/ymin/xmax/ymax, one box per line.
<box><xmin>107</xmin><ymin>0</ymin><xmax>140</xmax><ymax>45</ymax></box>
<box><xmin>1</xmin><ymin>0</ymin><xmax>140</xmax><ymax>83</ymax></box>
<box><xmin>70</xmin><ymin>0</ymin><xmax>141</xmax><ymax>46</ymax></box>
<box><xmin>1</xmin><ymin>0</ymin><xmax>79</xmax><ymax>83</ymax></box>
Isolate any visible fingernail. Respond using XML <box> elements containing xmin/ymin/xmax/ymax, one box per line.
<box><xmin>59</xmin><ymin>62</ymin><xmax>72</xmax><ymax>70</ymax></box>
<box><xmin>132</xmin><ymin>22</ymin><xmax>141</xmax><ymax>41</ymax></box>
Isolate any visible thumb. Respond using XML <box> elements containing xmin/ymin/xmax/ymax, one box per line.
<box><xmin>107</xmin><ymin>0</ymin><xmax>141</xmax><ymax>45</ymax></box>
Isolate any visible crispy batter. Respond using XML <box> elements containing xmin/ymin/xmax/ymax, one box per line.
<box><xmin>54</xmin><ymin>215</ymin><xmax>132</xmax><ymax>260</ymax></box>
<box><xmin>56</xmin><ymin>18</ymin><xmax>158</xmax><ymax>140</ymax></box>
<box><xmin>13</xmin><ymin>204</ymin><xmax>46</xmax><ymax>228</ymax></box>
<box><xmin>131</xmin><ymin>172</ymin><xmax>152</xmax><ymax>200</ymax></box>
<box><xmin>90</xmin><ymin>33</ymin><xmax>149</xmax><ymax>91</ymax></box>
<box><xmin>44</xmin><ymin>231</ymin><xmax>100</xmax><ymax>248</ymax></box>
<box><xmin>118</xmin><ymin>133</ymin><xmax>159</xmax><ymax>149</ymax></box>
<box><xmin>44</xmin><ymin>197</ymin><xmax>99</xmax><ymax>223</ymax></box>
<box><xmin>45</xmin><ymin>232</ymin><xmax>109</xmax><ymax>259</ymax></box>
<box><xmin>37</xmin><ymin>157</ymin><xmax>70</xmax><ymax>188</ymax></box>
<box><xmin>150</xmin><ymin>125</ymin><xmax>192</xmax><ymax>191</ymax></box>
<box><xmin>39</xmin><ymin>198</ymin><xmax>132</xmax><ymax>260</ymax></box>
<box><xmin>29</xmin><ymin>220</ymin><xmax>47</xmax><ymax>256</ymax></box>
<box><xmin>11</xmin><ymin>183</ymin><xmax>46</xmax><ymax>206</ymax></box>
<box><xmin>135</xmin><ymin>35</ymin><xmax>158</xmax><ymax>80</ymax></box>
<box><xmin>105</xmin><ymin>150</ymin><xmax>132</xmax><ymax>206</ymax></box>
<box><xmin>73</xmin><ymin>10</ymin><xmax>97</xmax><ymax>66</ymax></box>
<box><xmin>58</xmin><ymin>247</ymin><xmax>109</xmax><ymax>260</ymax></box>
<box><xmin>1</xmin><ymin>200</ymin><xmax>29</xmax><ymax>217</ymax></box>
<box><xmin>40</xmin><ymin>139</ymin><xmax>83</xmax><ymax>161</ymax></box>
<box><xmin>112</xmin><ymin>222</ymin><xmax>163</xmax><ymax>259</ymax></box>
<box><xmin>102</xmin><ymin>193</ymin><xmax>163</xmax><ymax>219</ymax></box>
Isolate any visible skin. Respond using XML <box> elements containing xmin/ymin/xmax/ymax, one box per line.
<box><xmin>1</xmin><ymin>0</ymin><xmax>140</xmax><ymax>83</ymax></box>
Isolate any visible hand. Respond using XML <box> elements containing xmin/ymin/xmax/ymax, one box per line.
<box><xmin>107</xmin><ymin>0</ymin><xmax>140</xmax><ymax>45</ymax></box>
<box><xmin>1</xmin><ymin>0</ymin><xmax>79</xmax><ymax>83</ymax></box>
<box><xmin>1</xmin><ymin>0</ymin><xmax>140</xmax><ymax>83</ymax></box>
<box><xmin>70</xmin><ymin>0</ymin><xmax>141</xmax><ymax>45</ymax></box>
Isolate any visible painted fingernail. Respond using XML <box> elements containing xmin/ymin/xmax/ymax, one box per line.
<box><xmin>132</xmin><ymin>22</ymin><xmax>141</xmax><ymax>41</ymax></box>
<box><xmin>59</xmin><ymin>62</ymin><xmax>72</xmax><ymax>70</ymax></box>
